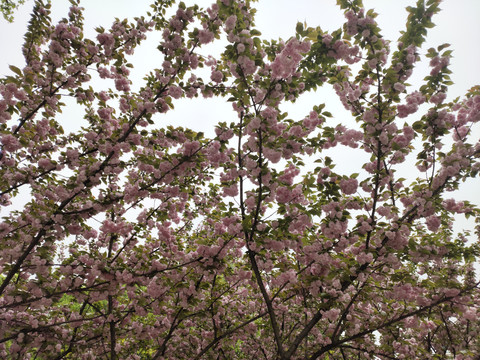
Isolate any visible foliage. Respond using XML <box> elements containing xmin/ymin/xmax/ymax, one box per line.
<box><xmin>0</xmin><ymin>0</ymin><xmax>479</xmax><ymax>359</ymax></box>
<box><xmin>0</xmin><ymin>0</ymin><xmax>26</xmax><ymax>22</ymax></box>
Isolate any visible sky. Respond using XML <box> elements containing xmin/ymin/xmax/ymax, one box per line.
<box><xmin>0</xmin><ymin>0</ymin><xmax>479</xmax><ymax>235</ymax></box>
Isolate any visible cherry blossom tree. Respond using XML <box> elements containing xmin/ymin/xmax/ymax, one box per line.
<box><xmin>1</xmin><ymin>0</ymin><xmax>479</xmax><ymax>359</ymax></box>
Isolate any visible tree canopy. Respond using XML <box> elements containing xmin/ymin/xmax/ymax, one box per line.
<box><xmin>0</xmin><ymin>0</ymin><xmax>479</xmax><ymax>359</ymax></box>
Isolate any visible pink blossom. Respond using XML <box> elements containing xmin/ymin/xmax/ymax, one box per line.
<box><xmin>97</xmin><ymin>32</ymin><xmax>114</xmax><ymax>47</ymax></box>
<box><xmin>400</xmin><ymin>98</ymin><xmax>420</xmax><ymax>118</ymax></box>
<box><xmin>188</xmin><ymin>53</ymin><xmax>199</xmax><ymax>69</ymax></box>
<box><xmin>97</xmin><ymin>107</ymin><xmax>113</xmax><ymax>120</ymax></box>
<box><xmin>403</xmin><ymin>125</ymin><xmax>415</xmax><ymax>140</ymax></box>
<box><xmin>340</xmin><ymin>178</ymin><xmax>358</xmax><ymax>195</ymax></box>
<box><xmin>1</xmin><ymin>134</ymin><xmax>20</xmax><ymax>152</ymax></box>
<box><xmin>323</xmin><ymin>308</ymin><xmax>340</xmax><ymax>322</ymax></box>
<box><xmin>198</xmin><ymin>29</ymin><xmax>214</xmax><ymax>44</ymax></box>
<box><xmin>98</xmin><ymin>91</ymin><xmax>110</xmax><ymax>102</ymax></box>
<box><xmin>321</xmin><ymin>220</ymin><xmax>348</xmax><ymax>239</ymax></box>
<box><xmin>368</xmin><ymin>58</ymin><xmax>378</xmax><ymax>68</ymax></box>
<box><xmin>168</xmin><ymin>85</ymin><xmax>183</xmax><ymax>99</ymax></box>
<box><xmin>356</xmin><ymin>252</ymin><xmax>373</xmax><ymax>265</ymax></box>
<box><xmin>237</xmin><ymin>55</ymin><xmax>256</xmax><ymax>75</ymax></box>
<box><xmin>276</xmin><ymin>186</ymin><xmax>292</xmax><ymax>203</ymax></box>
<box><xmin>464</xmin><ymin>308</ymin><xmax>477</xmax><ymax>321</ymax></box>
<box><xmin>263</xmin><ymin>147</ymin><xmax>282</xmax><ymax>163</ymax></box>
<box><xmin>426</xmin><ymin>215</ymin><xmax>441</xmax><ymax>231</ymax></box>
<box><xmin>38</xmin><ymin>158</ymin><xmax>53</xmax><ymax>169</ymax></box>
<box><xmin>237</xmin><ymin>43</ymin><xmax>245</xmax><ymax>53</ymax></box>
<box><xmin>115</xmin><ymin>77</ymin><xmax>130</xmax><ymax>92</ymax></box>
<box><xmin>393</xmin><ymin>82</ymin><xmax>406</xmax><ymax>92</ymax></box>
<box><xmin>210</xmin><ymin>70</ymin><xmax>223</xmax><ymax>83</ymax></box>
<box><xmin>271</xmin><ymin>38</ymin><xmax>311</xmax><ymax>79</ymax></box>
<box><xmin>98</xmin><ymin>66</ymin><xmax>111</xmax><ymax>78</ymax></box>
<box><xmin>182</xmin><ymin>140</ymin><xmax>200</xmax><ymax>156</ymax></box>
<box><xmin>430</xmin><ymin>92</ymin><xmax>447</xmax><ymax>105</ymax></box>
<box><xmin>225</xmin><ymin>15</ymin><xmax>237</xmax><ymax>31</ymax></box>
<box><xmin>453</xmin><ymin>126</ymin><xmax>469</xmax><ymax>141</ymax></box>
<box><xmin>430</xmin><ymin>56</ymin><xmax>450</xmax><ymax>75</ymax></box>
<box><xmin>444</xmin><ymin>288</ymin><xmax>460</xmax><ymax>297</ymax></box>
<box><xmin>278</xmin><ymin>164</ymin><xmax>300</xmax><ymax>186</ymax></box>
<box><xmin>288</xmin><ymin>213</ymin><xmax>312</xmax><ymax>234</ymax></box>
<box><xmin>443</xmin><ymin>199</ymin><xmax>465</xmax><ymax>213</ymax></box>
<box><xmin>393</xmin><ymin>134</ymin><xmax>409</xmax><ymax>148</ymax></box>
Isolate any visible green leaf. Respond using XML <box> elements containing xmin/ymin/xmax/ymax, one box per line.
<box><xmin>437</xmin><ymin>43</ymin><xmax>450</xmax><ymax>51</ymax></box>
<box><xmin>296</xmin><ymin>22</ymin><xmax>304</xmax><ymax>35</ymax></box>
<box><xmin>9</xmin><ymin>65</ymin><xmax>22</xmax><ymax>76</ymax></box>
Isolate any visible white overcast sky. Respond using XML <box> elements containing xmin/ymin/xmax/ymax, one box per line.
<box><xmin>0</xmin><ymin>0</ymin><xmax>479</xmax><ymax>234</ymax></box>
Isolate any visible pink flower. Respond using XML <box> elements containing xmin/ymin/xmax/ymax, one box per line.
<box><xmin>182</xmin><ymin>140</ymin><xmax>200</xmax><ymax>156</ymax></box>
<box><xmin>453</xmin><ymin>126</ymin><xmax>469</xmax><ymax>141</ymax></box>
<box><xmin>98</xmin><ymin>91</ymin><xmax>110</xmax><ymax>102</ymax></box>
<box><xmin>323</xmin><ymin>308</ymin><xmax>340</xmax><ymax>322</ymax></box>
<box><xmin>430</xmin><ymin>92</ymin><xmax>447</xmax><ymax>105</ymax></box>
<box><xmin>430</xmin><ymin>56</ymin><xmax>450</xmax><ymax>75</ymax></box>
<box><xmin>464</xmin><ymin>309</ymin><xmax>477</xmax><ymax>321</ymax></box>
<box><xmin>237</xmin><ymin>43</ymin><xmax>245</xmax><ymax>53</ymax></box>
<box><xmin>426</xmin><ymin>215</ymin><xmax>441</xmax><ymax>232</ymax></box>
<box><xmin>393</xmin><ymin>134</ymin><xmax>409</xmax><ymax>148</ymax></box>
<box><xmin>210</xmin><ymin>70</ymin><xmax>223</xmax><ymax>83</ymax></box>
<box><xmin>444</xmin><ymin>288</ymin><xmax>460</xmax><ymax>297</ymax></box>
<box><xmin>38</xmin><ymin>158</ymin><xmax>53</xmax><ymax>169</ymax></box>
<box><xmin>198</xmin><ymin>29</ymin><xmax>214</xmax><ymax>44</ymax></box>
<box><xmin>225</xmin><ymin>15</ymin><xmax>237</xmax><ymax>31</ymax></box>
<box><xmin>115</xmin><ymin>77</ymin><xmax>130</xmax><ymax>92</ymax></box>
<box><xmin>356</xmin><ymin>252</ymin><xmax>373</xmax><ymax>265</ymax></box>
<box><xmin>393</xmin><ymin>82</ymin><xmax>405</xmax><ymax>92</ymax></box>
<box><xmin>168</xmin><ymin>85</ymin><xmax>183</xmax><ymax>99</ymax></box>
<box><xmin>98</xmin><ymin>66</ymin><xmax>111</xmax><ymax>78</ymax></box>
<box><xmin>97</xmin><ymin>107</ymin><xmax>113</xmax><ymax>120</ymax></box>
<box><xmin>403</xmin><ymin>126</ymin><xmax>415</xmax><ymax>140</ymax></box>
<box><xmin>1</xmin><ymin>134</ymin><xmax>20</xmax><ymax>152</ymax></box>
<box><xmin>263</xmin><ymin>147</ymin><xmax>282</xmax><ymax>163</ymax></box>
<box><xmin>237</xmin><ymin>55</ymin><xmax>256</xmax><ymax>75</ymax></box>
<box><xmin>407</xmin><ymin>91</ymin><xmax>426</xmax><ymax>106</ymax></box>
<box><xmin>97</xmin><ymin>32</ymin><xmax>114</xmax><ymax>47</ymax></box>
<box><xmin>189</xmin><ymin>54</ymin><xmax>199</xmax><ymax>69</ymax></box>
<box><xmin>340</xmin><ymin>178</ymin><xmax>358</xmax><ymax>195</ymax></box>
<box><xmin>276</xmin><ymin>186</ymin><xmax>292</xmax><ymax>203</ymax></box>
<box><xmin>278</xmin><ymin>164</ymin><xmax>300</xmax><ymax>185</ymax></box>
<box><xmin>271</xmin><ymin>38</ymin><xmax>311</xmax><ymax>79</ymax></box>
